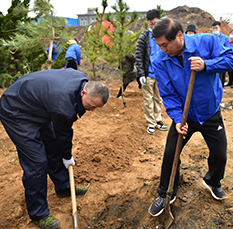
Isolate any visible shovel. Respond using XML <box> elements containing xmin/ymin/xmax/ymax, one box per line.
<box><xmin>163</xmin><ymin>70</ymin><xmax>196</xmax><ymax>229</ymax></box>
<box><xmin>68</xmin><ymin>165</ymin><xmax>78</xmax><ymax>229</ymax></box>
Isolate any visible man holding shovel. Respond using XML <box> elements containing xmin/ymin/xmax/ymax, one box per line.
<box><xmin>0</xmin><ymin>68</ymin><xmax>110</xmax><ymax>229</ymax></box>
<box><xmin>147</xmin><ymin>17</ymin><xmax>233</xmax><ymax>217</ymax></box>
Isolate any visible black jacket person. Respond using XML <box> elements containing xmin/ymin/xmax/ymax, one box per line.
<box><xmin>0</xmin><ymin>68</ymin><xmax>110</xmax><ymax>228</ymax></box>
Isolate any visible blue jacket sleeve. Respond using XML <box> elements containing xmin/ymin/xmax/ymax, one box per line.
<box><xmin>204</xmin><ymin>35</ymin><xmax>233</xmax><ymax>73</ymax></box>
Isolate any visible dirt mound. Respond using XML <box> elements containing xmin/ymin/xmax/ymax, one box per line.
<box><xmin>72</xmin><ymin>5</ymin><xmax>232</xmax><ymax>43</ymax></box>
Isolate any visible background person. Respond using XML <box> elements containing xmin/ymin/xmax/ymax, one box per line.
<box><xmin>211</xmin><ymin>21</ymin><xmax>231</xmax><ymax>92</ymax></box>
<box><xmin>147</xmin><ymin>17</ymin><xmax>233</xmax><ymax>217</ymax></box>
<box><xmin>135</xmin><ymin>9</ymin><xmax>167</xmax><ymax>135</ymax></box>
<box><xmin>0</xmin><ymin>68</ymin><xmax>110</xmax><ymax>229</ymax></box>
<box><xmin>185</xmin><ymin>24</ymin><xmax>196</xmax><ymax>35</ymax></box>
<box><xmin>65</xmin><ymin>39</ymin><xmax>81</xmax><ymax>70</ymax></box>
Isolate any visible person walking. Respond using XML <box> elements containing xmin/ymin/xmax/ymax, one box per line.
<box><xmin>0</xmin><ymin>68</ymin><xmax>110</xmax><ymax>229</ymax></box>
<box><xmin>147</xmin><ymin>17</ymin><xmax>233</xmax><ymax>217</ymax></box>
<box><xmin>65</xmin><ymin>39</ymin><xmax>81</xmax><ymax>70</ymax></box>
<box><xmin>136</xmin><ymin>9</ymin><xmax>167</xmax><ymax>135</ymax></box>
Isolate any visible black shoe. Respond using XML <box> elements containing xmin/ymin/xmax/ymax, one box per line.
<box><xmin>148</xmin><ymin>196</ymin><xmax>176</xmax><ymax>217</ymax></box>
<box><xmin>155</xmin><ymin>121</ymin><xmax>168</xmax><ymax>131</ymax></box>
<box><xmin>57</xmin><ymin>185</ymin><xmax>88</xmax><ymax>198</ymax></box>
<box><xmin>202</xmin><ymin>180</ymin><xmax>226</xmax><ymax>200</ymax></box>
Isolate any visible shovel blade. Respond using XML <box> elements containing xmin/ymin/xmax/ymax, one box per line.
<box><xmin>163</xmin><ymin>211</ymin><xmax>174</xmax><ymax>229</ymax></box>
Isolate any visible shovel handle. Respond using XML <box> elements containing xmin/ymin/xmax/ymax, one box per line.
<box><xmin>164</xmin><ymin>70</ymin><xmax>196</xmax><ymax>212</ymax></box>
<box><xmin>68</xmin><ymin>165</ymin><xmax>78</xmax><ymax>229</ymax></box>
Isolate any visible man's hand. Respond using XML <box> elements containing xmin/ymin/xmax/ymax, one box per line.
<box><xmin>139</xmin><ymin>76</ymin><xmax>146</xmax><ymax>85</ymax></box>
<box><xmin>175</xmin><ymin>122</ymin><xmax>188</xmax><ymax>139</ymax></box>
<box><xmin>189</xmin><ymin>57</ymin><xmax>205</xmax><ymax>71</ymax></box>
<box><xmin>62</xmin><ymin>157</ymin><xmax>75</xmax><ymax>169</ymax></box>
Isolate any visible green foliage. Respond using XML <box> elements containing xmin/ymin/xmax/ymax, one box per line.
<box><xmin>0</xmin><ymin>72</ymin><xmax>22</xmax><ymax>88</ymax></box>
<box><xmin>82</xmin><ymin>0</ymin><xmax>108</xmax><ymax>80</ymax></box>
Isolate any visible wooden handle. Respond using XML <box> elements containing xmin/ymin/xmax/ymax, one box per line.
<box><xmin>68</xmin><ymin>165</ymin><xmax>78</xmax><ymax>229</ymax></box>
<box><xmin>164</xmin><ymin>70</ymin><xmax>196</xmax><ymax>212</ymax></box>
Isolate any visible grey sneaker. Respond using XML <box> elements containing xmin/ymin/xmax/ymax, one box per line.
<box><xmin>202</xmin><ymin>180</ymin><xmax>226</xmax><ymax>200</ymax></box>
<box><xmin>148</xmin><ymin>196</ymin><xmax>176</xmax><ymax>217</ymax></box>
<box><xmin>155</xmin><ymin>121</ymin><xmax>168</xmax><ymax>131</ymax></box>
<box><xmin>147</xmin><ymin>126</ymin><xmax>155</xmax><ymax>134</ymax></box>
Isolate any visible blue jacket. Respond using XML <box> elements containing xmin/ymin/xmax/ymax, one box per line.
<box><xmin>65</xmin><ymin>44</ymin><xmax>81</xmax><ymax>65</ymax></box>
<box><xmin>0</xmin><ymin>69</ymin><xmax>88</xmax><ymax>159</ymax></box>
<box><xmin>151</xmin><ymin>33</ymin><xmax>233</xmax><ymax>125</ymax></box>
<box><xmin>217</xmin><ymin>32</ymin><xmax>230</xmax><ymax>47</ymax></box>
<box><xmin>46</xmin><ymin>43</ymin><xmax>61</xmax><ymax>60</ymax></box>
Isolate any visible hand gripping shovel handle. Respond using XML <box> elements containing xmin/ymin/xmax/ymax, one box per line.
<box><xmin>163</xmin><ymin>70</ymin><xmax>196</xmax><ymax>229</ymax></box>
<box><xmin>68</xmin><ymin>165</ymin><xmax>78</xmax><ymax>229</ymax></box>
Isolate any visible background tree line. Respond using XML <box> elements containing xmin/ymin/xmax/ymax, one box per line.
<box><xmin>0</xmin><ymin>0</ymin><xmax>165</xmax><ymax>95</ymax></box>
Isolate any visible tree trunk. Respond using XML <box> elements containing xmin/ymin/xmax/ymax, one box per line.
<box><xmin>47</xmin><ymin>27</ymin><xmax>55</xmax><ymax>70</ymax></box>
<box><xmin>92</xmin><ymin>63</ymin><xmax>97</xmax><ymax>81</ymax></box>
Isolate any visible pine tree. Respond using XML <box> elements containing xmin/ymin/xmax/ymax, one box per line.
<box><xmin>82</xmin><ymin>0</ymin><xmax>108</xmax><ymax>81</ymax></box>
<box><xmin>0</xmin><ymin>0</ymin><xmax>72</xmax><ymax>76</ymax></box>
<box><xmin>101</xmin><ymin>0</ymin><xmax>142</xmax><ymax>107</ymax></box>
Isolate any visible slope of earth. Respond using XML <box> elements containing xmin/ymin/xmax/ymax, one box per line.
<box><xmin>0</xmin><ymin>81</ymin><xmax>233</xmax><ymax>229</ymax></box>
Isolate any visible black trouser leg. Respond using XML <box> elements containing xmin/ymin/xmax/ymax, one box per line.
<box><xmin>157</xmin><ymin>121</ymin><xmax>194</xmax><ymax>198</ymax></box>
<box><xmin>67</xmin><ymin>59</ymin><xmax>77</xmax><ymax>70</ymax></box>
<box><xmin>116</xmin><ymin>82</ymin><xmax>129</xmax><ymax>98</ymax></box>
<box><xmin>157</xmin><ymin>110</ymin><xmax>227</xmax><ymax>198</ymax></box>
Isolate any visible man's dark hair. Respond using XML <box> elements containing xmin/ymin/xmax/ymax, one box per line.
<box><xmin>212</xmin><ymin>21</ymin><xmax>221</xmax><ymax>27</ymax></box>
<box><xmin>146</xmin><ymin>9</ymin><xmax>161</xmax><ymax>20</ymax></box>
<box><xmin>85</xmin><ymin>81</ymin><xmax>110</xmax><ymax>104</ymax></box>
<box><xmin>152</xmin><ymin>17</ymin><xmax>183</xmax><ymax>41</ymax></box>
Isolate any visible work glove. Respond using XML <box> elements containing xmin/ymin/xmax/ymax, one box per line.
<box><xmin>62</xmin><ymin>157</ymin><xmax>75</xmax><ymax>169</ymax></box>
<box><xmin>139</xmin><ymin>76</ymin><xmax>146</xmax><ymax>86</ymax></box>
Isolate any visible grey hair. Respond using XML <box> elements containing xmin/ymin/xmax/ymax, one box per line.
<box><xmin>85</xmin><ymin>81</ymin><xmax>110</xmax><ymax>104</ymax></box>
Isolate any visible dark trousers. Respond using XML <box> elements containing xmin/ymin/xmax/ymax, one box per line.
<box><xmin>116</xmin><ymin>77</ymin><xmax>142</xmax><ymax>98</ymax></box>
<box><xmin>157</xmin><ymin>110</ymin><xmax>227</xmax><ymax>198</ymax></box>
<box><xmin>228</xmin><ymin>71</ymin><xmax>233</xmax><ymax>85</ymax></box>
<box><xmin>0</xmin><ymin>118</ymin><xmax>70</xmax><ymax>220</ymax></box>
<box><xmin>67</xmin><ymin>59</ymin><xmax>77</xmax><ymax>70</ymax></box>
<box><xmin>220</xmin><ymin>72</ymin><xmax>226</xmax><ymax>87</ymax></box>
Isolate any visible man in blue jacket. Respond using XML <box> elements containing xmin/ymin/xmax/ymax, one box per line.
<box><xmin>147</xmin><ymin>17</ymin><xmax>233</xmax><ymax>217</ymax></box>
<box><xmin>212</xmin><ymin>21</ymin><xmax>231</xmax><ymax>91</ymax></box>
<box><xmin>0</xmin><ymin>68</ymin><xmax>110</xmax><ymax>229</ymax></box>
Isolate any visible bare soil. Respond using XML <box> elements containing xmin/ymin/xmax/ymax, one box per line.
<box><xmin>1</xmin><ymin>5</ymin><xmax>233</xmax><ymax>229</ymax></box>
<box><xmin>1</xmin><ymin>74</ymin><xmax>233</xmax><ymax>229</ymax></box>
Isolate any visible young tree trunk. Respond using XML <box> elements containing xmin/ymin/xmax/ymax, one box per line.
<box><xmin>47</xmin><ymin>27</ymin><xmax>55</xmax><ymax>70</ymax></box>
<box><xmin>92</xmin><ymin>63</ymin><xmax>97</xmax><ymax>81</ymax></box>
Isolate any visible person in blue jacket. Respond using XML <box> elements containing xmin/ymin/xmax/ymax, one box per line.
<box><xmin>147</xmin><ymin>17</ymin><xmax>233</xmax><ymax>217</ymax></box>
<box><xmin>212</xmin><ymin>21</ymin><xmax>231</xmax><ymax>91</ymax></box>
<box><xmin>65</xmin><ymin>39</ymin><xmax>81</xmax><ymax>70</ymax></box>
<box><xmin>46</xmin><ymin>43</ymin><xmax>61</xmax><ymax>61</ymax></box>
<box><xmin>0</xmin><ymin>68</ymin><xmax>110</xmax><ymax>229</ymax></box>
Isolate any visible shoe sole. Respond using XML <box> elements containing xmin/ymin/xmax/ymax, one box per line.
<box><xmin>32</xmin><ymin>219</ymin><xmax>61</xmax><ymax>229</ymax></box>
<box><xmin>148</xmin><ymin>196</ymin><xmax>176</xmax><ymax>217</ymax></box>
<box><xmin>147</xmin><ymin>130</ymin><xmax>155</xmax><ymax>135</ymax></box>
<box><xmin>155</xmin><ymin>126</ymin><xmax>168</xmax><ymax>131</ymax></box>
<box><xmin>202</xmin><ymin>180</ymin><xmax>226</xmax><ymax>200</ymax></box>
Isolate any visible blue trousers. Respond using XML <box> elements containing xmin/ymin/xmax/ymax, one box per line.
<box><xmin>1</xmin><ymin>117</ymin><xmax>70</xmax><ymax>220</ymax></box>
<box><xmin>157</xmin><ymin>110</ymin><xmax>227</xmax><ymax>198</ymax></box>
